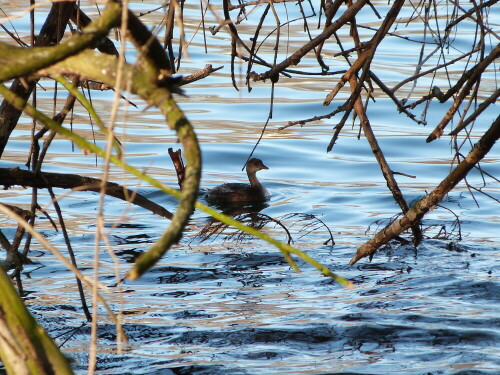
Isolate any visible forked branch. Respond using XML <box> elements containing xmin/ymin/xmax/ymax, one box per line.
<box><xmin>350</xmin><ymin>115</ymin><xmax>500</xmax><ymax>265</ymax></box>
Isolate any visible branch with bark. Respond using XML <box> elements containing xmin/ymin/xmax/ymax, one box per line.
<box><xmin>0</xmin><ymin>168</ymin><xmax>173</xmax><ymax>220</ymax></box>
<box><xmin>350</xmin><ymin>115</ymin><xmax>500</xmax><ymax>265</ymax></box>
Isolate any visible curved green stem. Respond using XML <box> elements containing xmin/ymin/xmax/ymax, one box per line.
<box><xmin>0</xmin><ymin>83</ymin><xmax>352</xmax><ymax>288</ymax></box>
<box><xmin>54</xmin><ymin>75</ymin><xmax>122</xmax><ymax>156</ymax></box>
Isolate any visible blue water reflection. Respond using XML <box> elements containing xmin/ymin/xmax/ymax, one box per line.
<box><xmin>0</xmin><ymin>1</ymin><xmax>498</xmax><ymax>374</ymax></box>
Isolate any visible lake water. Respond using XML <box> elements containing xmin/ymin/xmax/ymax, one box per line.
<box><xmin>0</xmin><ymin>1</ymin><xmax>499</xmax><ymax>374</ymax></box>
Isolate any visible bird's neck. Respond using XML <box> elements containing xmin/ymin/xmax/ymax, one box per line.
<box><xmin>247</xmin><ymin>169</ymin><xmax>261</xmax><ymax>188</ymax></box>
<box><xmin>247</xmin><ymin>168</ymin><xmax>268</xmax><ymax>198</ymax></box>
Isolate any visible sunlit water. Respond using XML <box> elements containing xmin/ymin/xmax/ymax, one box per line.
<box><xmin>0</xmin><ymin>1</ymin><xmax>499</xmax><ymax>374</ymax></box>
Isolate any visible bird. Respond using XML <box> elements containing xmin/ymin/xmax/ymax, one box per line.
<box><xmin>205</xmin><ymin>158</ymin><xmax>270</xmax><ymax>204</ymax></box>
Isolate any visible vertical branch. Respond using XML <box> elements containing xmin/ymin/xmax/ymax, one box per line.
<box><xmin>0</xmin><ymin>1</ymin><xmax>76</xmax><ymax>156</ymax></box>
<box><xmin>245</xmin><ymin>3</ymin><xmax>270</xmax><ymax>90</ymax></box>
<box><xmin>223</xmin><ymin>0</ymin><xmax>240</xmax><ymax>90</ymax></box>
<box><xmin>349</xmin><ymin>74</ymin><xmax>423</xmax><ymax>245</ymax></box>
<box><xmin>163</xmin><ymin>0</ymin><xmax>177</xmax><ymax>72</ymax></box>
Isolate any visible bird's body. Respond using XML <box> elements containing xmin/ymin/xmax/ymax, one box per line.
<box><xmin>206</xmin><ymin>158</ymin><xmax>269</xmax><ymax>204</ymax></box>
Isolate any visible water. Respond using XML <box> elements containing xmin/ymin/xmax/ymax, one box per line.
<box><xmin>1</xmin><ymin>1</ymin><xmax>499</xmax><ymax>374</ymax></box>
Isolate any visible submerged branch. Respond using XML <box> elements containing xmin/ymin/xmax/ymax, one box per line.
<box><xmin>349</xmin><ymin>74</ymin><xmax>423</xmax><ymax>246</ymax></box>
<box><xmin>350</xmin><ymin>114</ymin><xmax>500</xmax><ymax>265</ymax></box>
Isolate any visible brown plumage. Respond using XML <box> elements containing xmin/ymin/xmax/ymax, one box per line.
<box><xmin>206</xmin><ymin>158</ymin><xmax>269</xmax><ymax>204</ymax></box>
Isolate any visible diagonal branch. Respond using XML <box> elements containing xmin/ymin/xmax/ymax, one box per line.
<box><xmin>350</xmin><ymin>114</ymin><xmax>500</xmax><ymax>265</ymax></box>
<box><xmin>249</xmin><ymin>0</ymin><xmax>367</xmax><ymax>82</ymax></box>
<box><xmin>0</xmin><ymin>168</ymin><xmax>173</xmax><ymax>220</ymax></box>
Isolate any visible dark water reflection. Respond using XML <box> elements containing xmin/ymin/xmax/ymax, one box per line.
<box><xmin>22</xmin><ymin>235</ymin><xmax>499</xmax><ymax>374</ymax></box>
<box><xmin>0</xmin><ymin>1</ymin><xmax>499</xmax><ymax>374</ymax></box>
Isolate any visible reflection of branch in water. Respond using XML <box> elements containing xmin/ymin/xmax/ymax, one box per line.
<box><xmin>423</xmin><ymin>204</ymin><xmax>462</xmax><ymax>242</ymax></box>
<box><xmin>279</xmin><ymin>213</ymin><xmax>335</xmax><ymax>245</ymax></box>
<box><xmin>194</xmin><ymin>212</ymin><xmax>334</xmax><ymax>246</ymax></box>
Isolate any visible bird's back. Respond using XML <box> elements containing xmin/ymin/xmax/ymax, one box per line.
<box><xmin>206</xmin><ymin>183</ymin><xmax>268</xmax><ymax>203</ymax></box>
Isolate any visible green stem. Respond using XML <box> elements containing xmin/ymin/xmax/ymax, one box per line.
<box><xmin>54</xmin><ymin>75</ymin><xmax>122</xmax><ymax>156</ymax></box>
<box><xmin>0</xmin><ymin>83</ymin><xmax>352</xmax><ymax>288</ymax></box>
<box><xmin>0</xmin><ymin>2</ymin><xmax>122</xmax><ymax>82</ymax></box>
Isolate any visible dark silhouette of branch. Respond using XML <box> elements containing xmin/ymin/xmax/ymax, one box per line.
<box><xmin>0</xmin><ymin>168</ymin><xmax>173</xmax><ymax>220</ymax></box>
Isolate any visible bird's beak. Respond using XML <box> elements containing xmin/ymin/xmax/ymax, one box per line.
<box><xmin>262</xmin><ymin>163</ymin><xmax>269</xmax><ymax>170</ymax></box>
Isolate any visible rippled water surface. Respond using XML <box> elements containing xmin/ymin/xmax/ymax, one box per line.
<box><xmin>0</xmin><ymin>1</ymin><xmax>499</xmax><ymax>374</ymax></box>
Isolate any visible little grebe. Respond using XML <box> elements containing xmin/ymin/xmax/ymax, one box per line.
<box><xmin>206</xmin><ymin>158</ymin><xmax>269</xmax><ymax>204</ymax></box>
